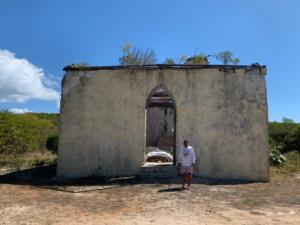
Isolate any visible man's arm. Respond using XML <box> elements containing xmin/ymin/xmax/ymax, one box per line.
<box><xmin>191</xmin><ymin>147</ymin><xmax>196</xmax><ymax>167</ymax></box>
<box><xmin>178</xmin><ymin>149</ymin><xmax>182</xmax><ymax>166</ymax></box>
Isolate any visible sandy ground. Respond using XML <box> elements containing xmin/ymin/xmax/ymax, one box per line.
<box><xmin>1</xmin><ymin>165</ymin><xmax>300</xmax><ymax>225</ymax></box>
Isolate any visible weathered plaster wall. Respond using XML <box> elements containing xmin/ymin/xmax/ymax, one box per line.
<box><xmin>57</xmin><ymin>67</ymin><xmax>269</xmax><ymax>181</ymax></box>
<box><xmin>146</xmin><ymin>108</ymin><xmax>174</xmax><ymax>146</ymax></box>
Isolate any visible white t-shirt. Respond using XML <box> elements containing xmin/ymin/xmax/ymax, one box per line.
<box><xmin>178</xmin><ymin>146</ymin><xmax>196</xmax><ymax>167</ymax></box>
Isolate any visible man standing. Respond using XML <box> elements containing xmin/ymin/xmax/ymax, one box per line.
<box><xmin>178</xmin><ymin>140</ymin><xmax>196</xmax><ymax>190</ymax></box>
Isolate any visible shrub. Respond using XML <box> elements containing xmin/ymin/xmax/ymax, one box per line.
<box><xmin>46</xmin><ymin>134</ymin><xmax>59</xmax><ymax>153</ymax></box>
<box><xmin>269</xmin><ymin>148</ymin><xmax>286</xmax><ymax>166</ymax></box>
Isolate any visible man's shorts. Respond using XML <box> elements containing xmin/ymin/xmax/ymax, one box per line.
<box><xmin>181</xmin><ymin>166</ymin><xmax>193</xmax><ymax>174</ymax></box>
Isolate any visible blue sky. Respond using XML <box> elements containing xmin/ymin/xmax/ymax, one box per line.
<box><xmin>0</xmin><ymin>0</ymin><xmax>299</xmax><ymax>122</ymax></box>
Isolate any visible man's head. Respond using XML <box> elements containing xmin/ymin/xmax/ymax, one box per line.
<box><xmin>183</xmin><ymin>140</ymin><xmax>189</xmax><ymax>148</ymax></box>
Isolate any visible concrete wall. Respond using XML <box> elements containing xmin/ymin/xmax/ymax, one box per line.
<box><xmin>146</xmin><ymin>108</ymin><xmax>174</xmax><ymax>146</ymax></box>
<box><xmin>57</xmin><ymin>67</ymin><xmax>269</xmax><ymax>182</ymax></box>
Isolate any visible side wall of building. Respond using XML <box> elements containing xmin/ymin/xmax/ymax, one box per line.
<box><xmin>57</xmin><ymin>67</ymin><xmax>269</xmax><ymax>181</ymax></box>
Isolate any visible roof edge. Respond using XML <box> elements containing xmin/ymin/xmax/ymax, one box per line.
<box><xmin>63</xmin><ymin>64</ymin><xmax>266</xmax><ymax>71</ymax></box>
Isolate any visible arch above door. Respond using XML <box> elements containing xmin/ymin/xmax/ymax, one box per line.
<box><xmin>145</xmin><ymin>84</ymin><xmax>177</xmax><ymax>109</ymax></box>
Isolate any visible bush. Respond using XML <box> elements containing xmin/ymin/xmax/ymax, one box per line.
<box><xmin>269</xmin><ymin>148</ymin><xmax>286</xmax><ymax>166</ymax></box>
<box><xmin>269</xmin><ymin>118</ymin><xmax>300</xmax><ymax>154</ymax></box>
<box><xmin>46</xmin><ymin>134</ymin><xmax>59</xmax><ymax>153</ymax></box>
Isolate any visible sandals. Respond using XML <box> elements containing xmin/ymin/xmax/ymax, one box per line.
<box><xmin>181</xmin><ymin>184</ymin><xmax>191</xmax><ymax>190</ymax></box>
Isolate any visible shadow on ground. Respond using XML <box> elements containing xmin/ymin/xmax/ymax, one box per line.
<box><xmin>0</xmin><ymin>164</ymin><xmax>257</xmax><ymax>194</ymax></box>
<box><xmin>158</xmin><ymin>187</ymin><xmax>184</xmax><ymax>192</ymax></box>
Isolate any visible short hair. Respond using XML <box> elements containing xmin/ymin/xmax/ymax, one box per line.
<box><xmin>183</xmin><ymin>140</ymin><xmax>189</xmax><ymax>143</ymax></box>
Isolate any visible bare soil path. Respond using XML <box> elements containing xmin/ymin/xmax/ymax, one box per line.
<box><xmin>1</xmin><ymin>166</ymin><xmax>300</xmax><ymax>225</ymax></box>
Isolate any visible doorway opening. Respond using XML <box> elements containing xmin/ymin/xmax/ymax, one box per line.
<box><xmin>145</xmin><ymin>85</ymin><xmax>177</xmax><ymax>166</ymax></box>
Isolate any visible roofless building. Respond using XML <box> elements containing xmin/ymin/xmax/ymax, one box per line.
<box><xmin>57</xmin><ymin>63</ymin><xmax>269</xmax><ymax>182</ymax></box>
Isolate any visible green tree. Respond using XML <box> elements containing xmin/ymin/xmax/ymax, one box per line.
<box><xmin>269</xmin><ymin>117</ymin><xmax>300</xmax><ymax>154</ymax></box>
<box><xmin>118</xmin><ymin>37</ymin><xmax>157</xmax><ymax>65</ymax></box>
<box><xmin>213</xmin><ymin>50</ymin><xmax>240</xmax><ymax>66</ymax></box>
<box><xmin>162</xmin><ymin>57</ymin><xmax>175</xmax><ymax>64</ymax></box>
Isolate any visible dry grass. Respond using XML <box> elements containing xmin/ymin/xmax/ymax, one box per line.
<box><xmin>0</xmin><ymin>149</ymin><xmax>57</xmax><ymax>173</ymax></box>
<box><xmin>270</xmin><ymin>151</ymin><xmax>300</xmax><ymax>178</ymax></box>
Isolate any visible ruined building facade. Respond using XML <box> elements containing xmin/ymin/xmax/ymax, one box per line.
<box><xmin>57</xmin><ymin>64</ymin><xmax>269</xmax><ymax>182</ymax></box>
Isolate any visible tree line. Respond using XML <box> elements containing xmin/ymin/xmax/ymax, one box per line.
<box><xmin>0</xmin><ymin>109</ymin><xmax>59</xmax><ymax>154</ymax></box>
<box><xmin>1</xmin><ymin>108</ymin><xmax>299</xmax><ymax>156</ymax></box>
<box><xmin>269</xmin><ymin>117</ymin><xmax>300</xmax><ymax>154</ymax></box>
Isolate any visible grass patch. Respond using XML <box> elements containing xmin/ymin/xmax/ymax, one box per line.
<box><xmin>0</xmin><ymin>150</ymin><xmax>57</xmax><ymax>172</ymax></box>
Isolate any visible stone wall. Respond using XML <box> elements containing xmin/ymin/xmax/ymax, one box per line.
<box><xmin>57</xmin><ymin>67</ymin><xmax>269</xmax><ymax>182</ymax></box>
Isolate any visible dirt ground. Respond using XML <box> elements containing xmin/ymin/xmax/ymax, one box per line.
<box><xmin>1</xmin><ymin>165</ymin><xmax>300</xmax><ymax>225</ymax></box>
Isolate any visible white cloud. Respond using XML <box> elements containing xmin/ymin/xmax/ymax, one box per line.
<box><xmin>41</xmin><ymin>76</ymin><xmax>60</xmax><ymax>87</ymax></box>
<box><xmin>10</xmin><ymin>108</ymin><xmax>33</xmax><ymax>114</ymax></box>
<box><xmin>49</xmin><ymin>74</ymin><xmax>62</xmax><ymax>81</ymax></box>
<box><xmin>0</xmin><ymin>49</ymin><xmax>61</xmax><ymax>107</ymax></box>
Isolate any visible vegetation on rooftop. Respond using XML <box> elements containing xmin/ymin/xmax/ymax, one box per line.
<box><xmin>75</xmin><ymin>62</ymin><xmax>91</xmax><ymax>70</ymax></box>
<box><xmin>212</xmin><ymin>50</ymin><xmax>240</xmax><ymax>66</ymax></box>
<box><xmin>118</xmin><ymin>37</ymin><xmax>157</xmax><ymax>65</ymax></box>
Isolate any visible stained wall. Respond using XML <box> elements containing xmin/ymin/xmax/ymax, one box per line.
<box><xmin>57</xmin><ymin>67</ymin><xmax>269</xmax><ymax>181</ymax></box>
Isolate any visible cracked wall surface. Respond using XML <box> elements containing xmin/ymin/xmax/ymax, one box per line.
<box><xmin>243</xmin><ymin>67</ymin><xmax>267</xmax><ymax>105</ymax></box>
<box><xmin>57</xmin><ymin>67</ymin><xmax>269</xmax><ymax>182</ymax></box>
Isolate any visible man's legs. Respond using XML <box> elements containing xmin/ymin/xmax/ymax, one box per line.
<box><xmin>188</xmin><ymin>173</ymin><xmax>192</xmax><ymax>186</ymax></box>
<box><xmin>182</xmin><ymin>173</ymin><xmax>186</xmax><ymax>187</ymax></box>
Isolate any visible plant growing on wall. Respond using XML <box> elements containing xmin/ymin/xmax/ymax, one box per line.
<box><xmin>162</xmin><ymin>57</ymin><xmax>175</xmax><ymax>64</ymax></box>
<box><xmin>175</xmin><ymin>54</ymin><xmax>187</xmax><ymax>64</ymax></box>
<box><xmin>75</xmin><ymin>62</ymin><xmax>91</xmax><ymax>70</ymax></box>
<box><xmin>191</xmin><ymin>52</ymin><xmax>208</xmax><ymax>65</ymax></box>
<box><xmin>212</xmin><ymin>50</ymin><xmax>240</xmax><ymax>66</ymax></box>
<box><xmin>118</xmin><ymin>37</ymin><xmax>157</xmax><ymax>65</ymax></box>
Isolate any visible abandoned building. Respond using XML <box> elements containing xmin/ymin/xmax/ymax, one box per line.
<box><xmin>57</xmin><ymin>63</ymin><xmax>269</xmax><ymax>182</ymax></box>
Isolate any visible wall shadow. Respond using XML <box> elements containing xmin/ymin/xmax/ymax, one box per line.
<box><xmin>0</xmin><ymin>165</ymin><xmax>259</xmax><ymax>194</ymax></box>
